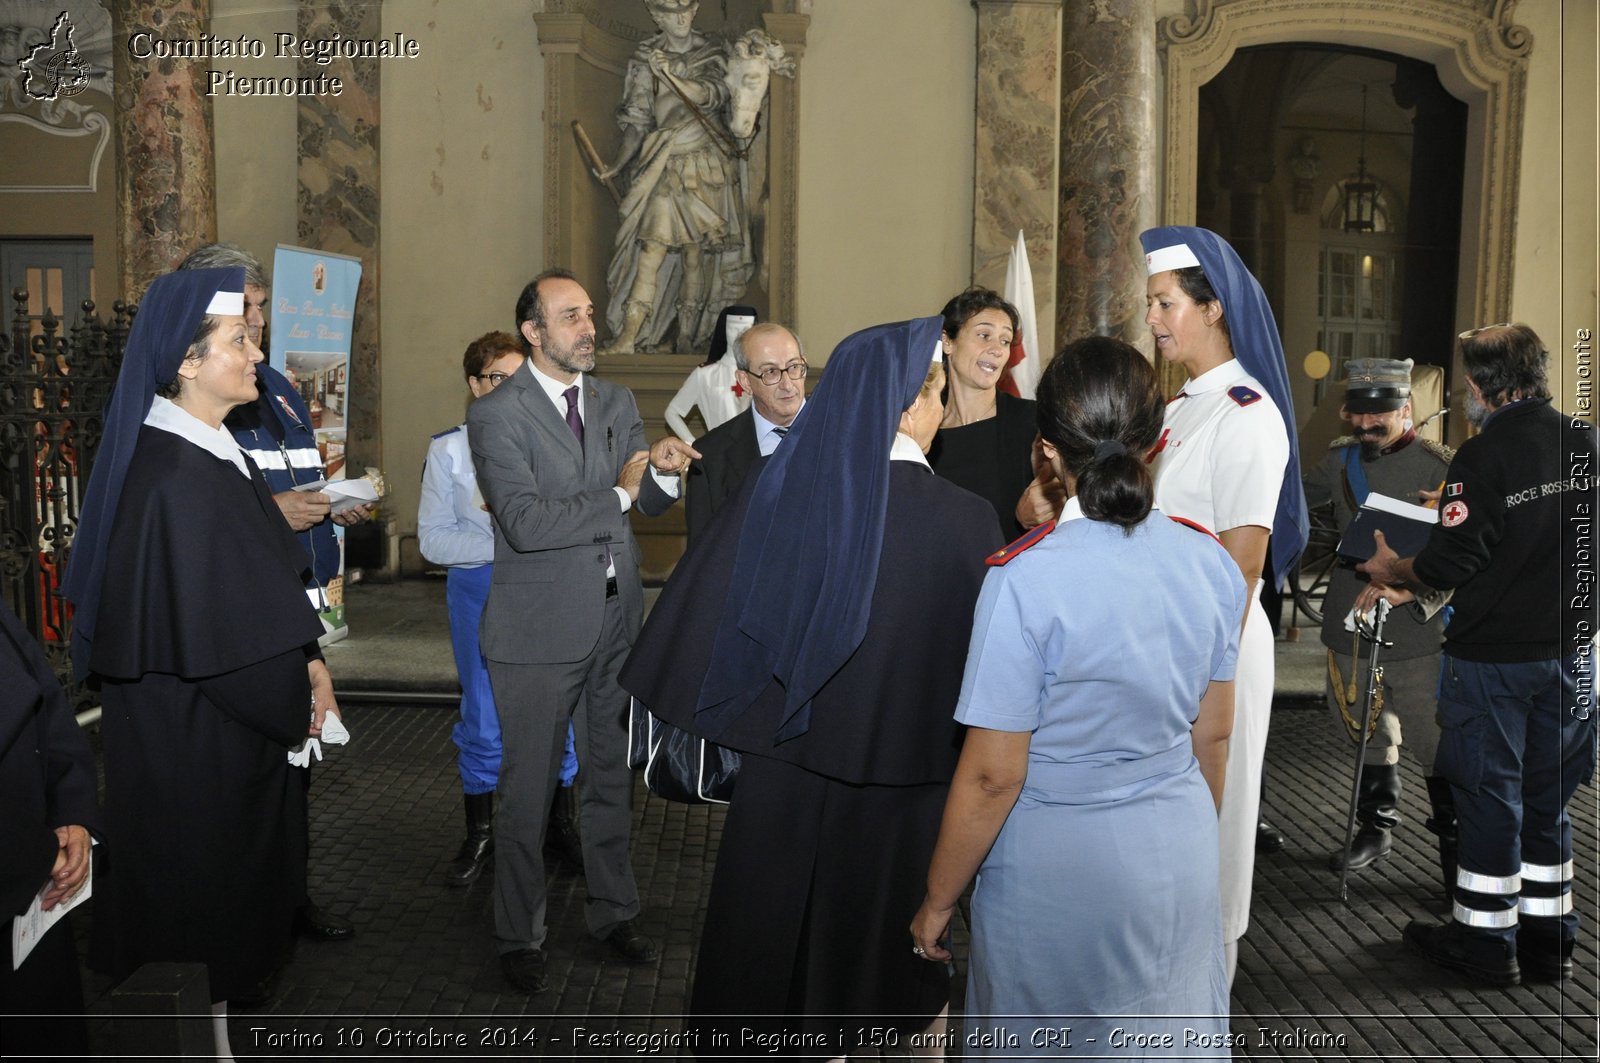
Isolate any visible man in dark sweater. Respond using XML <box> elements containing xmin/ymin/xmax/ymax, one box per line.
<box><xmin>1363</xmin><ymin>323</ymin><xmax>1597</xmax><ymax>987</ymax></box>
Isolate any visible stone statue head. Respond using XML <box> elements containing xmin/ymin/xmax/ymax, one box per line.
<box><xmin>724</xmin><ymin>29</ymin><xmax>794</xmax><ymax>140</ymax></box>
<box><xmin>643</xmin><ymin>0</ymin><xmax>698</xmax><ymax>29</ymax></box>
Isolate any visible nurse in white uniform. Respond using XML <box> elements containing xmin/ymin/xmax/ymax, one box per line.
<box><xmin>1140</xmin><ymin>226</ymin><xmax>1309</xmax><ymax>986</ymax></box>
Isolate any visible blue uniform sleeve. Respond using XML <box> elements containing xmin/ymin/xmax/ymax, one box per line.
<box><xmin>417</xmin><ymin>434</ymin><xmax>494</xmax><ymax>567</ymax></box>
<box><xmin>1210</xmin><ymin>545</ymin><xmax>1247</xmax><ymax>683</ymax></box>
<box><xmin>953</xmin><ymin>567</ymin><xmax>1043</xmax><ymax>733</ymax></box>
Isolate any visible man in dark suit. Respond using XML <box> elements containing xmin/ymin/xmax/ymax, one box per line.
<box><xmin>684</xmin><ymin>322</ymin><xmax>806</xmax><ymax>541</ymax></box>
<box><xmin>467</xmin><ymin>269</ymin><xmax>697</xmax><ymax>994</ymax></box>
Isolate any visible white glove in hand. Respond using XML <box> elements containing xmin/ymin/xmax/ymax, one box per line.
<box><xmin>320</xmin><ymin>709</ymin><xmax>350</xmax><ymax>746</ymax></box>
<box><xmin>288</xmin><ymin>737</ymin><xmax>324</xmax><ymax>768</ymax></box>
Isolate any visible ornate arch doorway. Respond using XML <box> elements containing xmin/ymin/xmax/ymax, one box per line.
<box><xmin>1194</xmin><ymin>45</ymin><xmax>1466</xmax><ymax>449</ymax></box>
<box><xmin>1159</xmin><ymin>0</ymin><xmax>1530</xmax><ymax>445</ymax></box>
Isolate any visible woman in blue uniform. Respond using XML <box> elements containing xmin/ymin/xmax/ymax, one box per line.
<box><xmin>419</xmin><ymin>331</ymin><xmax>580</xmax><ymax>884</ymax></box>
<box><xmin>912</xmin><ymin>336</ymin><xmax>1244</xmax><ymax>1057</ymax></box>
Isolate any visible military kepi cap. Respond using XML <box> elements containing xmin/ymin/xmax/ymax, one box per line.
<box><xmin>1342</xmin><ymin>357</ymin><xmax>1413</xmax><ymax>413</ymax></box>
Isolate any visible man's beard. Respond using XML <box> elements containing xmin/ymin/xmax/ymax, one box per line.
<box><xmin>548</xmin><ymin>334</ymin><xmax>597</xmax><ymax>375</ymax></box>
<box><xmin>1355</xmin><ymin>425</ymin><xmax>1388</xmax><ymax>460</ymax></box>
<box><xmin>1465</xmin><ymin>389</ymin><xmax>1489</xmax><ymax>428</ymax></box>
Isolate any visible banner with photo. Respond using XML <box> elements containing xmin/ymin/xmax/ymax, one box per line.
<box><xmin>271</xmin><ymin>245</ymin><xmax>362</xmax><ymax>639</ymax></box>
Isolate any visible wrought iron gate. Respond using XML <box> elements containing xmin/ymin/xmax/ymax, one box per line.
<box><xmin>0</xmin><ymin>289</ymin><xmax>130</xmax><ymax>695</ymax></box>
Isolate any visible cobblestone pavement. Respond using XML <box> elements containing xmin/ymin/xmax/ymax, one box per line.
<box><xmin>71</xmin><ymin>695</ymin><xmax>1596</xmax><ymax>1061</ymax></box>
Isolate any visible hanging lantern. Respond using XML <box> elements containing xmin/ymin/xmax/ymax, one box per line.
<box><xmin>1342</xmin><ymin>84</ymin><xmax>1378</xmax><ymax>233</ymax></box>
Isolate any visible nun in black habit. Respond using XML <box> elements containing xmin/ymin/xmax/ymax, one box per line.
<box><xmin>0</xmin><ymin>599</ymin><xmax>98</xmax><ymax>1057</ymax></box>
<box><xmin>621</xmin><ymin>317</ymin><xmax>1002</xmax><ymax>1055</ymax></box>
<box><xmin>62</xmin><ymin>268</ymin><xmax>329</xmax><ymax>1023</ymax></box>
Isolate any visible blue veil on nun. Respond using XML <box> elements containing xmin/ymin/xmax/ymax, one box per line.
<box><xmin>63</xmin><ymin>267</ymin><xmax>245</xmax><ymax>679</ymax></box>
<box><xmin>693</xmin><ymin>315</ymin><xmax>944</xmax><ymax>743</ymax></box>
<box><xmin>1138</xmin><ymin>226</ymin><xmax>1309</xmax><ymax>586</ymax></box>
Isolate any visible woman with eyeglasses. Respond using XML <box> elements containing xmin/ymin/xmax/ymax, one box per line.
<box><xmin>419</xmin><ymin>332</ymin><xmax>580</xmax><ymax>886</ymax></box>
<box><xmin>928</xmin><ymin>287</ymin><xmax>1037</xmax><ymax>540</ymax></box>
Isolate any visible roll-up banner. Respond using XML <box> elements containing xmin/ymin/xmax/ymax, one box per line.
<box><xmin>271</xmin><ymin>245</ymin><xmax>362</xmax><ymax>639</ymax></box>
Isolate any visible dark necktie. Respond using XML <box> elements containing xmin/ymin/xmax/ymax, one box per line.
<box><xmin>772</xmin><ymin>426</ymin><xmax>788</xmax><ymax>443</ymax></box>
<box><xmin>563</xmin><ymin>385</ymin><xmax>583</xmax><ymax>451</ymax></box>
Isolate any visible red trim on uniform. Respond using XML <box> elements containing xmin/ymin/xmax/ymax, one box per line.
<box><xmin>1168</xmin><ymin>514</ymin><xmax>1223</xmax><ymax>546</ymax></box>
<box><xmin>1146</xmin><ymin>427</ymin><xmax>1171</xmax><ymax>463</ymax></box>
<box><xmin>986</xmin><ymin>520</ymin><xmax>1056</xmax><ymax>566</ymax></box>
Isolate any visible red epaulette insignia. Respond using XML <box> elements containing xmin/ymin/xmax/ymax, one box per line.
<box><xmin>1227</xmin><ymin>385</ymin><xmax>1261</xmax><ymax>407</ymax></box>
<box><xmin>986</xmin><ymin>521</ymin><xmax>1055</xmax><ymax>566</ymax></box>
<box><xmin>1168</xmin><ymin>515</ymin><xmax>1223</xmax><ymax>546</ymax></box>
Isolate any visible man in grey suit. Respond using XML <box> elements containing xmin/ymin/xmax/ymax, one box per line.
<box><xmin>684</xmin><ymin>322</ymin><xmax>807</xmax><ymax>542</ymax></box>
<box><xmin>468</xmin><ymin>269</ymin><xmax>698</xmax><ymax>994</ymax></box>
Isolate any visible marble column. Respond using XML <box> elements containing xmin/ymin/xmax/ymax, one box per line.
<box><xmin>111</xmin><ymin>0</ymin><xmax>216</xmax><ymax>298</ymax></box>
<box><xmin>1055</xmin><ymin>0</ymin><xmax>1156</xmax><ymax>349</ymax></box>
<box><xmin>972</xmin><ymin>0</ymin><xmax>1062</xmax><ymax>362</ymax></box>
<box><xmin>297</xmin><ymin>0</ymin><xmax>380</xmax><ymax>469</ymax></box>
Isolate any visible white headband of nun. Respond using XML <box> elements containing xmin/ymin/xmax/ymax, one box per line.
<box><xmin>930</xmin><ymin>337</ymin><xmax>943</xmax><ymax>364</ymax></box>
<box><xmin>206</xmin><ymin>289</ymin><xmax>245</xmax><ymax>315</ymax></box>
<box><xmin>1145</xmin><ymin>243</ymin><xmax>1202</xmax><ymax>275</ymax></box>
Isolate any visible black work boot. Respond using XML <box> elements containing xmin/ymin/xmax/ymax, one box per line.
<box><xmin>1328</xmin><ymin>764</ymin><xmax>1399</xmax><ymax>871</ymax></box>
<box><xmin>444</xmin><ymin>791</ymin><xmax>494</xmax><ymax>887</ymax></box>
<box><xmin>1256</xmin><ymin>777</ymin><xmax>1285</xmax><ymax>854</ymax></box>
<box><xmin>1518</xmin><ymin>928</ymin><xmax>1575</xmax><ymax>982</ymax></box>
<box><xmin>544</xmin><ymin>783</ymin><xmax>583</xmax><ymax>869</ymax></box>
<box><xmin>1404</xmin><ymin>919</ymin><xmax>1520</xmax><ymax>986</ymax></box>
<box><xmin>1423</xmin><ymin>775</ymin><xmax>1459</xmax><ymax>905</ymax></box>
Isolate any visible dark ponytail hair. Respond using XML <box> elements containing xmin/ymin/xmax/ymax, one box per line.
<box><xmin>1034</xmin><ymin>335</ymin><xmax>1165</xmax><ymax>533</ymax></box>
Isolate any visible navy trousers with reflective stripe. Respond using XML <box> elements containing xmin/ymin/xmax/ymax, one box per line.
<box><xmin>1435</xmin><ymin>653</ymin><xmax>1596</xmax><ymax>943</ymax></box>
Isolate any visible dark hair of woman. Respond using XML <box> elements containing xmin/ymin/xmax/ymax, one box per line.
<box><xmin>155</xmin><ymin>315</ymin><xmax>223</xmax><ymax>400</ymax></box>
<box><xmin>1172</xmin><ymin>265</ymin><xmax>1230</xmax><ymax>342</ymax></box>
<box><xmin>462</xmin><ymin>330</ymin><xmax>523</xmax><ymax>382</ymax></box>
<box><xmin>1034</xmin><ymin>335</ymin><xmax>1165</xmax><ymax>533</ymax></box>
<box><xmin>939</xmin><ymin>286</ymin><xmax>1019</xmax><ymax>339</ymax></box>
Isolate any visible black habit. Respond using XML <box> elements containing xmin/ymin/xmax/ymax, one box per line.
<box><xmin>621</xmin><ymin>460</ymin><xmax>1001</xmax><ymax>1054</ymax></box>
<box><xmin>89</xmin><ymin>426</ymin><xmax>324</xmax><ymax>1002</ymax></box>
<box><xmin>0</xmin><ymin>601</ymin><xmax>98</xmax><ymax>1056</ymax></box>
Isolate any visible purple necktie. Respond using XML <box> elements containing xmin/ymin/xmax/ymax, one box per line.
<box><xmin>563</xmin><ymin>385</ymin><xmax>583</xmax><ymax>451</ymax></box>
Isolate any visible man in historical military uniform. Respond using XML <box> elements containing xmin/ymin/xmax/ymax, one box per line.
<box><xmin>1304</xmin><ymin>358</ymin><xmax>1454</xmax><ymax>880</ymax></box>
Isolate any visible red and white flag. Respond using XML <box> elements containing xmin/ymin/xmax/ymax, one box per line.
<box><xmin>1001</xmin><ymin>229</ymin><xmax>1041</xmax><ymax>399</ymax></box>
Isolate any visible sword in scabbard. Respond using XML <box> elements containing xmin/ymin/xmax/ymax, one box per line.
<box><xmin>572</xmin><ymin>120</ymin><xmax>621</xmax><ymax>206</ymax></box>
<box><xmin>1338</xmin><ymin>598</ymin><xmax>1391</xmax><ymax>903</ymax></box>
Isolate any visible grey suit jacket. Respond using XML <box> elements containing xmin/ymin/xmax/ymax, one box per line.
<box><xmin>467</xmin><ymin>364</ymin><xmax>674</xmax><ymax>665</ymax></box>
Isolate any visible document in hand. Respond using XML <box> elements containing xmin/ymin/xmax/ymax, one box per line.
<box><xmin>293</xmin><ymin>477</ymin><xmax>381</xmax><ymax>515</ymax></box>
<box><xmin>12</xmin><ymin>862</ymin><xmax>91</xmax><ymax>970</ymax></box>
<box><xmin>1336</xmin><ymin>491</ymin><xmax>1439</xmax><ymax>561</ymax></box>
